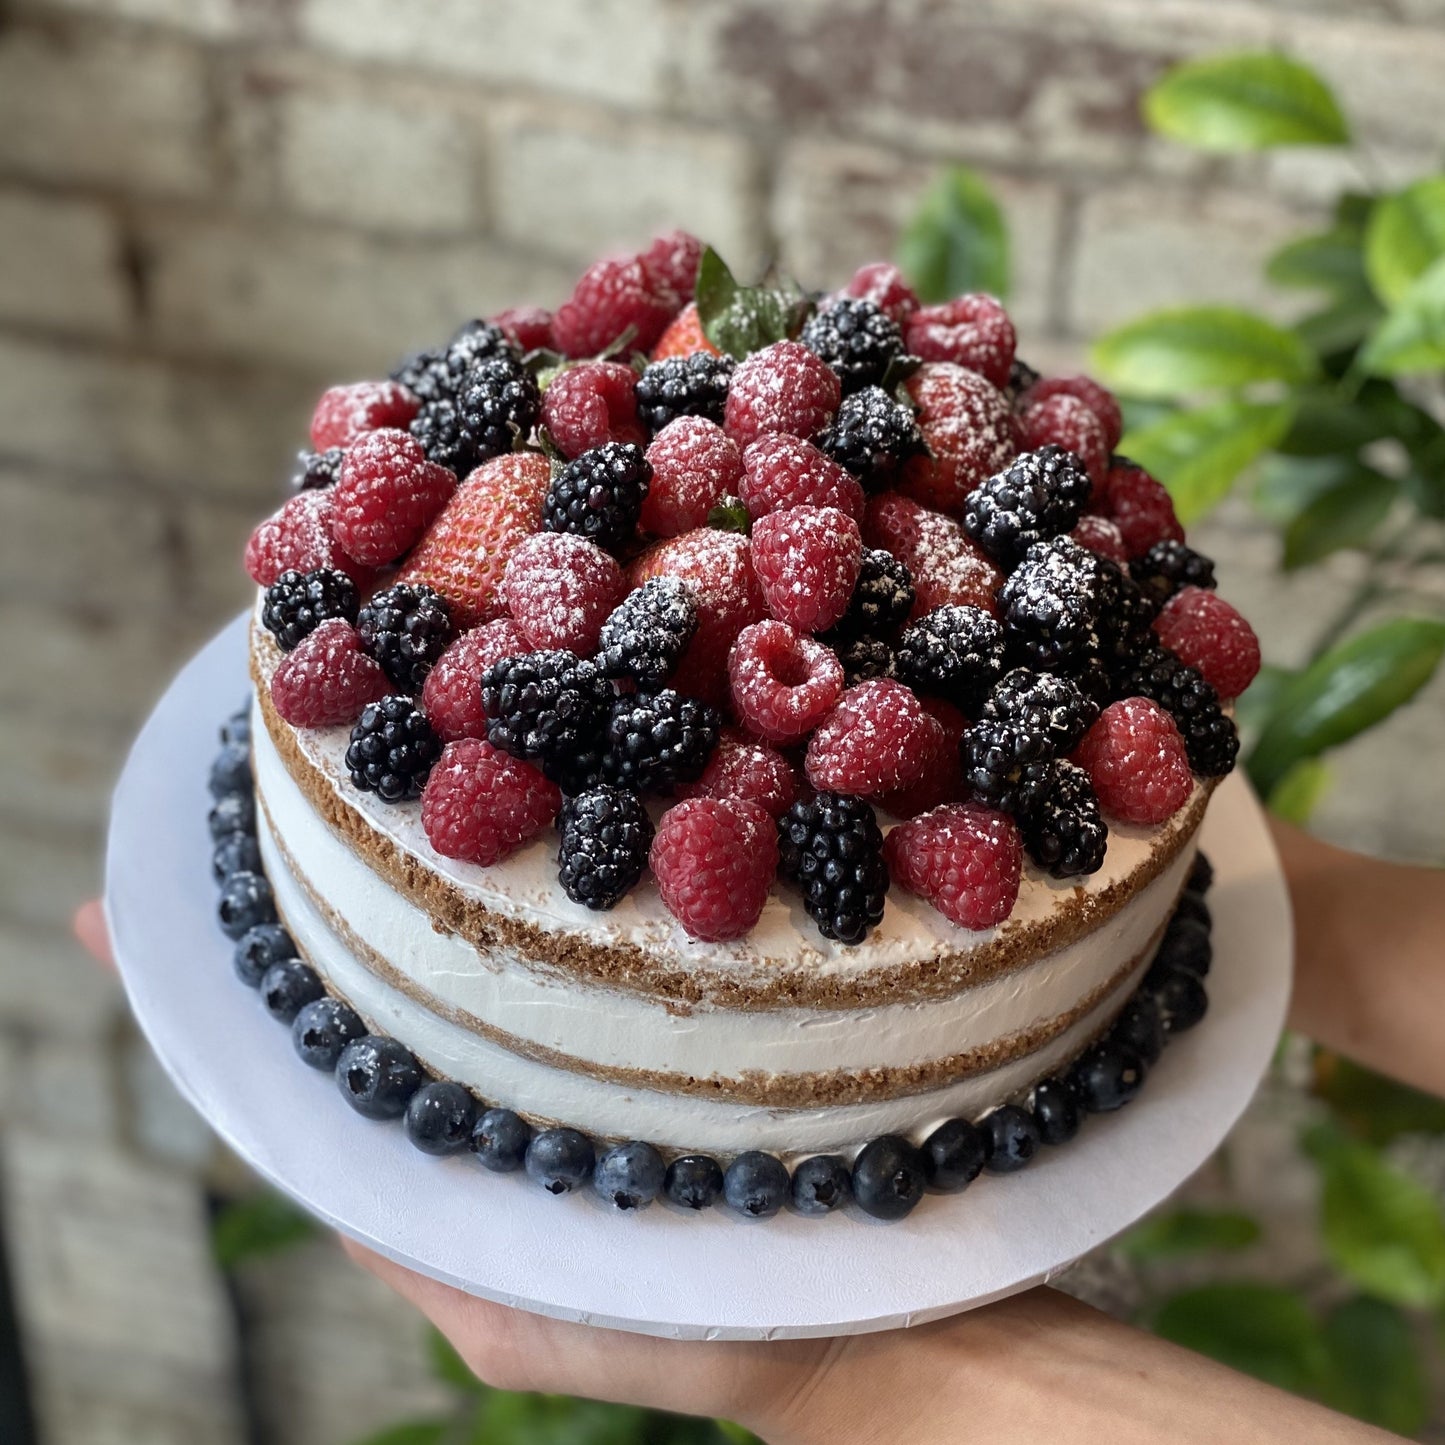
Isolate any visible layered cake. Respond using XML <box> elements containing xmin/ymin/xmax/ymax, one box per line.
<box><xmin>208</xmin><ymin>233</ymin><xmax>1258</xmax><ymax>1220</ymax></box>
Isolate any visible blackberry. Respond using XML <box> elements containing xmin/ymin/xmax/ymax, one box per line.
<box><xmin>831</xmin><ymin>634</ymin><xmax>895</xmax><ymax>684</ymax></box>
<box><xmin>777</xmin><ymin>792</ymin><xmax>890</xmax><ymax>946</ymax></box>
<box><xmin>1095</xmin><ymin>558</ymin><xmax>1159</xmax><ymax>672</ymax></box>
<box><xmin>1018</xmin><ymin>759</ymin><xmax>1108</xmax><ymax>878</ymax></box>
<box><xmin>391</xmin><ymin>319</ymin><xmax>516</xmax><ymax>404</ymax></box>
<box><xmin>997</xmin><ymin>535</ymin><xmax>1105</xmax><ymax>668</ymax></box>
<box><xmin>356</xmin><ymin>582</ymin><xmax>453</xmax><ymax>694</ymax></box>
<box><xmin>594</xmin><ymin>576</ymin><xmax>696</xmax><ymax>690</ymax></box>
<box><xmin>815</xmin><ymin>385</ymin><xmax>925</xmax><ymax>488</ymax></box>
<box><xmin>799</xmin><ymin>298</ymin><xmax>906</xmax><ymax>394</ymax></box>
<box><xmin>960</xmin><ymin>717</ymin><xmax>1055</xmax><ymax>815</ymax></box>
<box><xmin>481</xmin><ymin>651</ymin><xmax>611</xmax><ymax>777</ymax></box>
<box><xmin>345</xmin><ymin>696</ymin><xmax>442</xmax><ymax>802</ymax></box>
<box><xmin>408</xmin><ymin>397</ymin><xmax>472</xmax><ymax>475</ymax></box>
<box><xmin>288</xmin><ymin>446</ymin><xmax>345</xmax><ymax>492</ymax></box>
<box><xmin>261</xmin><ymin>567</ymin><xmax>360</xmax><ymax>652</ymax></box>
<box><xmin>1053</xmin><ymin>649</ymin><xmax>1115</xmax><ymax>710</ymax></box>
<box><xmin>556</xmin><ymin>786</ymin><xmax>654</xmax><ymax>911</ymax></box>
<box><xmin>1007</xmin><ymin>356</ymin><xmax>1041</xmax><ymax>398</ymax></box>
<box><xmin>456</xmin><ymin>354</ymin><xmax>541</xmax><ymax>462</ymax></box>
<box><xmin>544</xmin><ymin>441</ymin><xmax>651</xmax><ymax>552</ymax></box>
<box><xmin>828</xmin><ymin>548</ymin><xmax>915</xmax><ymax>640</ymax></box>
<box><xmin>1130</xmin><ymin>540</ymin><xmax>1218</xmax><ymax>606</ymax></box>
<box><xmin>962</xmin><ymin>446</ymin><xmax>1093</xmax><ymax>570</ymax></box>
<box><xmin>894</xmin><ymin>605</ymin><xmax>1006</xmax><ymax>712</ymax></box>
<box><xmin>600</xmin><ymin>689</ymin><xmax>720</xmax><ymax>792</ymax></box>
<box><xmin>1117</xmin><ymin>642</ymin><xmax>1239</xmax><ymax>777</ymax></box>
<box><xmin>980</xmin><ymin>667</ymin><xmax>1098</xmax><ymax>754</ymax></box>
<box><xmin>633</xmin><ymin>353</ymin><xmax>734</xmax><ymax>433</ymax></box>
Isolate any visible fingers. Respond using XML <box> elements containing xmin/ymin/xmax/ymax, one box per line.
<box><xmin>73</xmin><ymin>899</ymin><xmax>115</xmax><ymax>969</ymax></box>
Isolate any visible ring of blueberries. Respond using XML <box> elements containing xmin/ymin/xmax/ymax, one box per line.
<box><xmin>210</xmin><ymin>705</ymin><xmax>1214</xmax><ymax>1222</ymax></box>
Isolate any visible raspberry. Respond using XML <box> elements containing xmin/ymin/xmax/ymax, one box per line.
<box><xmin>552</xmin><ymin>253</ymin><xmax>675</xmax><ymax>358</ymax></box>
<box><xmin>894</xmin><ymin>605</ymin><xmax>1006</xmax><ymax>712</ymax></box>
<box><xmin>261</xmin><ymin>567</ymin><xmax>359</xmax><ymax>651</ymax></box>
<box><xmin>899</xmin><ymin>363</ymin><xmax>1017</xmax><ymax>515</ymax></box>
<box><xmin>641</xmin><ymin>417</ymin><xmax>743</xmax><ymax>537</ymax></box>
<box><xmin>1018</xmin><ymin>759</ymin><xmax>1108</xmax><ymax>878</ymax></box>
<box><xmin>814</xmin><ymin>386</ymin><xmax>925</xmax><ymax>490</ymax></box>
<box><xmin>738</xmin><ymin>433</ymin><xmax>865</xmax><ymax>525</ymax></box>
<box><xmin>421</xmin><ymin>738</ymin><xmax>561</xmax><ymax>866</ymax></box>
<box><xmin>1018</xmin><ymin>394</ymin><xmax>1108</xmax><ymax>488</ymax></box>
<box><xmin>800</xmin><ymin>298</ymin><xmax>906</xmax><ymax>394</ymax></box>
<box><xmin>649</xmin><ymin>797</ymin><xmax>779</xmax><ymax>942</ymax></box>
<box><xmin>724</xmin><ymin>340</ymin><xmax>841</xmax><ymax>448</ymax></box>
<box><xmin>1097</xmin><ymin>458</ymin><xmax>1184</xmax><ymax>558</ymax></box>
<box><xmin>480</xmin><ymin>650</ymin><xmax>611</xmax><ymax>777</ymax></box>
<box><xmin>491</xmin><ymin>306</ymin><xmax>554</xmax><ymax>354</ymax></box>
<box><xmin>962</xmin><ymin>444</ymin><xmax>1093</xmax><ymax>571</ymax></box>
<box><xmin>997</xmin><ymin>536</ymin><xmax>1105</xmax><ymax>667</ymax></box>
<box><xmin>728</xmin><ymin>620</ymin><xmax>845</xmax><ymax>744</ymax></box>
<box><xmin>634</xmin><ymin>353</ymin><xmax>734</xmax><ymax>435</ymax></box>
<box><xmin>541</xmin><ymin>361</ymin><xmax>646</xmax><ymax>458</ymax></box>
<box><xmin>543</xmin><ymin>441</ymin><xmax>651</xmax><ymax>552</ymax></box>
<box><xmin>345</xmin><ymin>695</ymin><xmax>442</xmax><ymax>801</ymax></box>
<box><xmin>309</xmin><ymin>380</ymin><xmax>419</xmax><ymax>451</ymax></box>
<box><xmin>877</xmin><ymin>698</ymin><xmax>967</xmax><ymax>818</ymax></box>
<box><xmin>628</xmin><ymin>530</ymin><xmax>767</xmax><ymax>704</ymax></box>
<box><xmin>843</xmin><ymin>261</ymin><xmax>919</xmax><ymax>325</ymax></box>
<box><xmin>777</xmin><ymin>793</ymin><xmax>890</xmax><ymax>945</ymax></box>
<box><xmin>1073</xmin><ymin>698</ymin><xmax>1193</xmax><ymax>826</ymax></box>
<box><xmin>598</xmin><ymin>690</ymin><xmax>721</xmax><ymax>792</ymax></box>
<box><xmin>1019</xmin><ymin>375</ymin><xmax>1124</xmax><ymax>452</ymax></box>
<box><xmin>750</xmin><ymin>505</ymin><xmax>862</xmax><ymax>634</ymax></box>
<box><xmin>883</xmin><ymin>802</ymin><xmax>1022</xmax><ymax>930</ymax></box>
<box><xmin>502</xmin><ymin>532</ymin><xmax>625</xmax><ymax>655</ymax></box>
<box><xmin>244</xmin><ymin>489</ymin><xmax>370</xmax><ymax>589</ymax></box>
<box><xmin>395</xmin><ymin>453</ymin><xmax>550</xmax><ymax>628</ymax></box>
<box><xmin>595</xmin><ymin>576</ymin><xmax>698</xmax><ymax>690</ymax></box>
<box><xmin>422</xmin><ymin>619</ymin><xmax>529</xmax><ymax>743</ymax></box>
<box><xmin>1071</xmin><ymin>514</ymin><xmax>1129</xmax><ymax>565</ymax></box>
<box><xmin>289</xmin><ymin>447</ymin><xmax>345</xmax><ymax>492</ymax></box>
<box><xmin>825</xmin><ymin>548</ymin><xmax>915</xmax><ymax>641</ymax></box>
<box><xmin>640</xmin><ymin>229</ymin><xmax>704</xmax><ymax>301</ymax></box>
<box><xmin>356</xmin><ymin>582</ymin><xmax>453</xmax><ymax>693</ymax></box>
<box><xmin>804</xmin><ymin>679</ymin><xmax>940</xmax><ymax>797</ymax></box>
<box><xmin>1131</xmin><ymin>540</ymin><xmax>1218</xmax><ymax>606</ymax></box>
<box><xmin>649</xmin><ymin>301</ymin><xmax>721</xmax><ymax>361</ymax></box>
<box><xmin>557</xmin><ymin>786</ymin><xmax>654</xmax><ymax>910</ymax></box>
<box><xmin>863</xmin><ymin>493</ymin><xmax>1003</xmax><ymax>618</ymax></box>
<box><xmin>332</xmin><ymin>429</ymin><xmax>457</xmax><ymax>566</ymax></box>
<box><xmin>1154</xmin><ymin>587</ymin><xmax>1260</xmax><ymax>701</ymax></box>
<box><xmin>674</xmin><ymin>727</ymin><xmax>800</xmax><ymax>818</ymax></box>
<box><xmin>269</xmin><ymin>619</ymin><xmax>390</xmax><ymax>728</ymax></box>
<box><xmin>1117</xmin><ymin>643</ymin><xmax>1240</xmax><ymax>777</ymax></box>
<box><xmin>903</xmin><ymin>295</ymin><xmax>1016</xmax><ymax>389</ymax></box>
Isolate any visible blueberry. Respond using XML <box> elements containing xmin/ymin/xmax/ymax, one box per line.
<box><xmin>1173</xmin><ymin>889</ymin><xmax>1211</xmax><ymax>933</ymax></box>
<box><xmin>336</xmin><ymin>1035</ymin><xmax>424</xmax><ymax>1120</ymax></box>
<box><xmin>209</xmin><ymin>742</ymin><xmax>252</xmax><ymax>800</ymax></box>
<box><xmin>220</xmin><ymin>706</ymin><xmax>252</xmax><ymax>747</ymax></box>
<box><xmin>291</xmin><ymin>997</ymin><xmax>366</xmax><ymax>1070</ymax></box>
<box><xmin>722</xmin><ymin>1151</ymin><xmax>789</xmax><ymax>1219</ymax></box>
<box><xmin>664</xmin><ymin>1154</ymin><xmax>723</xmax><ymax>1210</ymax></box>
<box><xmin>982</xmin><ymin>1105</ymin><xmax>1042</xmax><ymax>1173</ymax></box>
<box><xmin>1071</xmin><ymin>1042</ymin><xmax>1145</xmax><ymax>1113</ymax></box>
<box><xmin>470</xmin><ymin>1107</ymin><xmax>531</xmax><ymax>1172</ymax></box>
<box><xmin>260</xmin><ymin>958</ymin><xmax>324</xmax><ymax>1022</ymax></box>
<box><xmin>404</xmin><ymin>1080</ymin><xmax>477</xmax><ymax>1155</ymax></box>
<box><xmin>1156</xmin><ymin>916</ymin><xmax>1212</xmax><ymax>977</ymax></box>
<box><xmin>1111</xmin><ymin>994</ymin><xmax>1165</xmax><ymax>1067</ymax></box>
<box><xmin>851</xmin><ymin>1135</ymin><xmax>926</xmax><ymax>1220</ymax></box>
<box><xmin>790</xmin><ymin>1155</ymin><xmax>851</xmax><ymax>1215</ymax></box>
<box><xmin>213</xmin><ymin>832</ymin><xmax>262</xmax><ymax>882</ymax></box>
<box><xmin>217</xmin><ymin>871</ymin><xmax>276</xmax><ymax>940</ymax></box>
<box><xmin>233</xmin><ymin>922</ymin><xmax>296</xmax><ymax>987</ymax></box>
<box><xmin>1031</xmin><ymin>1077</ymin><xmax>1081</xmax><ymax>1146</ymax></box>
<box><xmin>1155</xmin><ymin>967</ymin><xmax>1209</xmax><ymax>1034</ymax></box>
<box><xmin>525</xmin><ymin>1128</ymin><xmax>596</xmax><ymax>1195</ymax></box>
<box><xmin>593</xmin><ymin>1140</ymin><xmax>667</xmax><ymax>1210</ymax></box>
<box><xmin>208</xmin><ymin>791</ymin><xmax>255</xmax><ymax>842</ymax></box>
<box><xmin>922</xmin><ymin>1118</ymin><xmax>987</xmax><ymax>1192</ymax></box>
<box><xmin>1186</xmin><ymin>851</ymin><xmax>1213</xmax><ymax>895</ymax></box>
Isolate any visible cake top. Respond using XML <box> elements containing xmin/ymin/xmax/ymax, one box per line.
<box><xmin>245</xmin><ymin>232</ymin><xmax>1259</xmax><ymax>948</ymax></box>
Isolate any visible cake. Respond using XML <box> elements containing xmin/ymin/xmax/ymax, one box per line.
<box><xmin>207</xmin><ymin>234</ymin><xmax>1258</xmax><ymax>1220</ymax></box>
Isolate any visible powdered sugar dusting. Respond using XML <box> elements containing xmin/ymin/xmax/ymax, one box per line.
<box><xmin>502</xmin><ymin>532</ymin><xmax>624</xmax><ymax>654</ymax></box>
<box><xmin>641</xmin><ymin>417</ymin><xmax>743</xmax><ymax>536</ymax></box>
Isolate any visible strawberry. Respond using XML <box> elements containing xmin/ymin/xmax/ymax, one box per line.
<box><xmin>649</xmin><ymin>302</ymin><xmax>721</xmax><ymax>361</ymax></box>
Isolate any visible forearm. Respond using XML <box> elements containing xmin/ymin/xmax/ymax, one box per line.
<box><xmin>1272</xmin><ymin>817</ymin><xmax>1445</xmax><ymax>1096</ymax></box>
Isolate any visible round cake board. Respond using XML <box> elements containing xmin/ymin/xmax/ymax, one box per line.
<box><xmin>107</xmin><ymin>615</ymin><xmax>1293</xmax><ymax>1341</ymax></box>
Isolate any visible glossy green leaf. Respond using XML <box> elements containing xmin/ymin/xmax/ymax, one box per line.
<box><xmin>1274</xmin><ymin>387</ymin><xmax>1407</xmax><ymax>460</ymax></box>
<box><xmin>897</xmin><ymin>166</ymin><xmax>1010</xmax><ymax>303</ymax></box>
<box><xmin>1282</xmin><ymin>465</ymin><xmax>1397</xmax><ymax>569</ymax></box>
<box><xmin>1360</xmin><ymin>255</ymin><xmax>1445</xmax><ymax>375</ymax></box>
<box><xmin>1233</xmin><ymin>663</ymin><xmax>1293</xmax><ymax>743</ymax></box>
<box><xmin>1142</xmin><ymin>52</ymin><xmax>1349</xmax><ymax>151</ymax></box>
<box><xmin>1091</xmin><ymin>307</ymin><xmax>1317</xmax><ymax>397</ymax></box>
<box><xmin>1152</xmin><ymin>1283</ymin><xmax>1328</xmax><ymax>1394</ymax></box>
<box><xmin>1247</xmin><ymin>617</ymin><xmax>1445</xmax><ymax>794</ymax></box>
<box><xmin>1313</xmin><ymin>1053</ymin><xmax>1445</xmax><ymax>1146</ymax></box>
<box><xmin>1403</xmin><ymin>430</ymin><xmax>1445</xmax><ymax>518</ymax></box>
<box><xmin>1116</xmin><ymin>400</ymin><xmax>1293</xmax><ymax>524</ymax></box>
<box><xmin>1267</xmin><ymin>225</ymin><xmax>1368</xmax><ymax>296</ymax></box>
<box><xmin>1321</xmin><ymin>1296</ymin><xmax>1429</xmax><ymax>1435</ymax></box>
<box><xmin>1303</xmin><ymin>1123</ymin><xmax>1445</xmax><ymax>1308</ymax></box>
<box><xmin>1119</xmin><ymin>1208</ymin><xmax>1261</xmax><ymax>1261</ymax></box>
<box><xmin>1265</xmin><ymin>757</ymin><xmax>1333</xmax><ymax>824</ymax></box>
<box><xmin>1364</xmin><ymin>176</ymin><xmax>1445</xmax><ymax>307</ymax></box>
<box><xmin>694</xmin><ymin>245</ymin><xmax>811</xmax><ymax>359</ymax></box>
<box><xmin>1294</xmin><ymin>294</ymin><xmax>1385</xmax><ymax>361</ymax></box>
<box><xmin>1253</xmin><ymin>454</ymin><xmax>1357</xmax><ymax>523</ymax></box>
<box><xmin>210</xmin><ymin>1192</ymin><xmax>316</xmax><ymax>1268</ymax></box>
<box><xmin>353</xmin><ymin>1422</ymin><xmax>450</xmax><ymax>1445</ymax></box>
<box><xmin>716</xmin><ymin>1424</ymin><xmax>765</xmax><ymax>1445</ymax></box>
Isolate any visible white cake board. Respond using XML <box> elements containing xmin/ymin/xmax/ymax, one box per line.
<box><xmin>106</xmin><ymin>615</ymin><xmax>1292</xmax><ymax>1341</ymax></box>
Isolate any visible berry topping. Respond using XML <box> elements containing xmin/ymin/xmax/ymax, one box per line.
<box><xmin>750</xmin><ymin>504</ymin><xmax>862</xmax><ymax>634</ymax></box>
<box><xmin>404</xmin><ymin>1080</ymin><xmax>477</xmax><ymax>1156</ymax></box>
<box><xmin>1073</xmin><ymin>697</ymin><xmax>1193</xmax><ymax>826</ymax></box>
<box><xmin>480</xmin><ymin>650</ymin><xmax>610</xmax><ymax>776</ymax></box>
<box><xmin>826</xmin><ymin>547</ymin><xmax>915</xmax><ymax>641</ymax></box>
<box><xmin>1018</xmin><ymin>758</ymin><xmax>1108</xmax><ymax>878</ymax></box>
<box><xmin>233</xmin><ymin>921</ymin><xmax>293</xmax><ymax>988</ymax></box>
<box><xmin>634</xmin><ymin>353</ymin><xmax>735</xmax><ymax>434</ymax></box>
<box><xmin>674</xmin><ymin>726</ymin><xmax>800</xmax><ymax>818</ymax></box>
<box><xmin>1153</xmin><ymin>587</ymin><xmax>1260</xmax><ymax>702</ymax></box>
<box><xmin>1071</xmin><ymin>1040</ymin><xmax>1145</xmax><ymax>1112</ymax></box>
<box><xmin>960</xmin><ymin>715</ymin><xmax>1055</xmax><ymax>816</ymax></box>
<box><xmin>903</xmin><ymin>294</ymin><xmax>1016</xmax><ymax>388</ymax></box>
<box><xmin>876</xmin><ymin>696</ymin><xmax>967</xmax><ymax>818</ymax></box>
<box><xmin>471</xmin><ymin>1107</ymin><xmax>531</xmax><ymax>1172</ymax></box>
<box><xmin>392</xmin><ymin>320</ymin><xmax>516</xmax><ymax>405</ymax></box>
<box><xmin>650</xmin><ymin>301</ymin><xmax>721</xmax><ymax>361</ymax></box>
<box><xmin>421</xmin><ymin>618</ymin><xmax>529</xmax><ymax>743</ymax></box>
<box><xmin>336</xmin><ymin>1035</ymin><xmax>424</xmax><ymax>1120</ymax></box>
<box><xmin>1188</xmin><ymin>850</ymin><xmax>1215</xmax><ymax>894</ymax></box>
<box><xmin>922</xmin><ymin>1118</ymin><xmax>988</xmax><ymax>1191</ymax></box>
<box><xmin>454</xmin><ymin>354</ymin><xmax>542</xmax><ymax>462</ymax></box>
<box><xmin>525</xmin><ymin>1127</ymin><xmax>596</xmax><ymax>1195</ymax></box>
<box><xmin>1071</xmin><ymin>513</ymin><xmax>1130</xmax><ymax>564</ymax></box>
<box><xmin>1022</xmin><ymin>374</ymin><xmax>1123</xmax><ymax>450</ymax></box>
<box><xmin>261</xmin><ymin>567</ymin><xmax>360</xmax><ymax>652</ymax></box>
<box><xmin>790</xmin><ymin>1155</ymin><xmax>852</xmax><ymax>1215</ymax></box>
<box><xmin>1096</xmin><ymin>457</ymin><xmax>1184</xmax><ymax>558</ymax></box>
<box><xmin>843</xmin><ymin>261</ymin><xmax>920</xmax><ymax>325</ymax></box>
<box><xmin>209</xmin><ymin>741</ymin><xmax>251</xmax><ymax>799</ymax></box>
<box><xmin>777</xmin><ymin>791</ymin><xmax>890</xmax><ymax>945</ymax></box>
<box><xmin>541</xmin><ymin>360</ymin><xmax>646</xmax><ymax>457</ymax></box>
<box><xmin>332</xmin><ymin>428</ymin><xmax>457</xmax><ymax>567</ymax></box>
<box><xmin>260</xmin><ymin>958</ymin><xmax>324</xmax><ymax>1023</ymax></box>
<box><xmin>980</xmin><ymin>667</ymin><xmax>1099</xmax><ymax>755</ymax></box>
<box><xmin>356</xmin><ymin>582</ymin><xmax>454</xmax><ymax>693</ymax></box>
<box><xmin>739</xmin><ymin>433</ymin><xmax>865</xmax><ymax>525</ymax></box>
<box><xmin>982</xmin><ymin>1105</ymin><xmax>1042</xmax><ymax>1173</ymax></box>
<box><xmin>502</xmin><ymin>531</ymin><xmax>626</xmax><ymax>655</ymax></box>
<box><xmin>1031</xmin><ymin>1077</ymin><xmax>1082</xmax><ymax>1145</ymax></box>
<box><xmin>595</xmin><ymin>575</ymin><xmax>698</xmax><ymax>690</ymax></box>
<box><xmin>850</xmin><ymin>1135</ymin><xmax>927</xmax><ymax>1221</ymax></box>
<box><xmin>724</xmin><ymin>339</ymin><xmax>841</xmax><ymax>448</ymax></box>
<box><xmin>1131</xmin><ymin>540</ymin><xmax>1218</xmax><ymax>606</ymax></box>
<box><xmin>543</xmin><ymin>441</ymin><xmax>651</xmax><ymax>552</ymax></box>
<box><xmin>421</xmin><ymin>737</ymin><xmax>561</xmax><ymax>865</ymax></box>
<box><xmin>289</xmin><ymin>446</ymin><xmax>345</xmax><ymax>492</ymax></box>
<box><xmin>309</xmin><ymin>380</ymin><xmax>419</xmax><ymax>451</ymax></box>
<box><xmin>640</xmin><ymin>228</ymin><xmax>704</xmax><ymax>300</ymax></box>
<box><xmin>665</xmin><ymin>1155</ymin><xmax>725</xmax><ymax>1210</ymax></box>
<box><xmin>557</xmin><ymin>785</ymin><xmax>654</xmax><ymax>911</ymax></box>
<box><xmin>344</xmin><ymin>695</ymin><xmax>442</xmax><ymax>802</ymax></box>
<box><xmin>1018</xmin><ymin>393</ymin><xmax>1108</xmax><ymax>489</ymax></box>
<box><xmin>491</xmin><ymin>306</ymin><xmax>554</xmax><ymax>353</ymax></box>
<box><xmin>213</xmin><ymin>833</ymin><xmax>262</xmax><ymax>882</ymax></box>
<box><xmin>593</xmin><ymin>1140</ymin><xmax>667</xmax><ymax>1211</ymax></box>
<box><xmin>863</xmin><ymin>492</ymin><xmax>1002</xmax><ymax>618</ymax></box>
<box><xmin>596</xmin><ymin>688</ymin><xmax>720</xmax><ymax>791</ymax></box>
<box><xmin>217</xmin><ymin>870</ymin><xmax>276</xmax><ymax>940</ymax></box>
<box><xmin>884</xmin><ymin>801</ymin><xmax>1022</xmax><ymax>930</ymax></box>
<box><xmin>804</xmin><ymin>679</ymin><xmax>940</xmax><ymax>797</ymax></box>
<box><xmin>1154</xmin><ymin>966</ymin><xmax>1209</xmax><ymax>1033</ymax></box>
<box><xmin>814</xmin><ymin>385</ymin><xmax>925</xmax><ymax>490</ymax></box>
<box><xmin>729</xmin><ymin>619</ymin><xmax>845</xmax><ymax>744</ymax></box>
<box><xmin>1115</xmin><ymin>642</ymin><xmax>1239</xmax><ymax>777</ymax></box>
<box><xmin>723</xmin><ymin>1151</ymin><xmax>790</xmax><ymax>1219</ymax></box>
<box><xmin>244</xmin><ymin>489</ymin><xmax>370</xmax><ymax>589</ymax></box>
<box><xmin>894</xmin><ymin>604</ymin><xmax>1006</xmax><ymax>712</ymax></box>
<box><xmin>997</xmin><ymin>535</ymin><xmax>1105</xmax><ymax>667</ymax></box>
<box><xmin>269</xmin><ymin>618</ymin><xmax>390</xmax><ymax>728</ymax></box>
<box><xmin>209</xmin><ymin>789</ymin><xmax>255</xmax><ymax>842</ymax></box>
<box><xmin>650</xmin><ymin>796</ymin><xmax>779</xmax><ymax>942</ymax></box>
<box><xmin>799</xmin><ymin>296</ymin><xmax>906</xmax><ymax>394</ymax></box>
<box><xmin>899</xmin><ymin>363</ymin><xmax>1018</xmax><ymax>514</ymax></box>
<box><xmin>640</xmin><ymin>416</ymin><xmax>744</xmax><ymax>537</ymax></box>
<box><xmin>292</xmin><ymin>997</ymin><xmax>366</xmax><ymax>1072</ymax></box>
<box><xmin>962</xmin><ymin>444</ymin><xmax>1093</xmax><ymax>571</ymax></box>
<box><xmin>552</xmin><ymin>253</ymin><xmax>676</xmax><ymax>358</ymax></box>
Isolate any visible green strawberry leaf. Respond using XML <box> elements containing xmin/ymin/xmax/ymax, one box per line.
<box><xmin>694</xmin><ymin>245</ymin><xmax>812</xmax><ymax>358</ymax></box>
<box><xmin>707</xmin><ymin>496</ymin><xmax>751</xmax><ymax>535</ymax></box>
